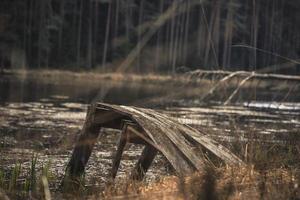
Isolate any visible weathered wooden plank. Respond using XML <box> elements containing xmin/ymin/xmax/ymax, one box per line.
<box><xmin>122</xmin><ymin>106</ymin><xmax>205</xmax><ymax>171</ymax></box>
<box><xmin>66</xmin><ymin>102</ymin><xmax>244</xmax><ymax>184</ymax></box>
<box><xmin>98</xmin><ymin>103</ymin><xmax>196</xmax><ymax>175</ymax></box>
<box><xmin>111</xmin><ymin>124</ymin><xmax>128</xmax><ymax>179</ymax></box>
<box><xmin>130</xmin><ymin>114</ymin><xmax>196</xmax><ymax>175</ymax></box>
<box><xmin>147</xmin><ymin>110</ymin><xmax>244</xmax><ymax>165</ymax></box>
<box><xmin>93</xmin><ymin>108</ymin><xmax>131</xmax><ymax>129</ymax></box>
<box><xmin>179</xmin><ymin>125</ymin><xmax>244</xmax><ymax>165</ymax></box>
<box><xmin>98</xmin><ymin>103</ymin><xmax>243</xmax><ymax>166</ymax></box>
<box><xmin>66</xmin><ymin>104</ymin><xmax>102</xmax><ymax>178</ymax></box>
<box><xmin>130</xmin><ymin>145</ymin><xmax>158</xmax><ymax>181</ymax></box>
<box><xmin>125</xmin><ymin>124</ymin><xmax>159</xmax><ymax>148</ymax></box>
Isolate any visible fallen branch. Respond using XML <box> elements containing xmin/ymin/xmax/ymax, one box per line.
<box><xmin>186</xmin><ymin>70</ymin><xmax>300</xmax><ymax>102</ymax></box>
<box><xmin>224</xmin><ymin>73</ymin><xmax>255</xmax><ymax>105</ymax></box>
<box><xmin>187</xmin><ymin>70</ymin><xmax>300</xmax><ymax>82</ymax></box>
<box><xmin>199</xmin><ymin>71</ymin><xmax>247</xmax><ymax>101</ymax></box>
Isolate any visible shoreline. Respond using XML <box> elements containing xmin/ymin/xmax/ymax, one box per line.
<box><xmin>1</xmin><ymin>69</ymin><xmax>195</xmax><ymax>86</ymax></box>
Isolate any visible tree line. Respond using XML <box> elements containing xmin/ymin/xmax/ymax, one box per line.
<box><xmin>0</xmin><ymin>0</ymin><xmax>299</xmax><ymax>74</ymax></box>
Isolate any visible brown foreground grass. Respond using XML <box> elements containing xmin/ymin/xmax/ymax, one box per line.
<box><xmin>100</xmin><ymin>165</ymin><xmax>299</xmax><ymax>200</ymax></box>
<box><xmin>0</xmin><ymin>164</ymin><xmax>298</xmax><ymax>200</ymax></box>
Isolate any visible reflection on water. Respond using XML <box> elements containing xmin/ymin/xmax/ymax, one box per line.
<box><xmin>244</xmin><ymin>101</ymin><xmax>300</xmax><ymax>111</ymax></box>
<box><xmin>0</xmin><ymin>74</ymin><xmax>168</xmax><ymax>105</ymax></box>
<box><xmin>0</xmin><ymin>74</ymin><xmax>300</xmax><ymax>190</ymax></box>
<box><xmin>168</xmin><ymin>103</ymin><xmax>300</xmax><ymax>144</ymax></box>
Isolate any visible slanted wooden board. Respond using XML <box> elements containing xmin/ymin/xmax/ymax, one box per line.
<box><xmin>66</xmin><ymin>103</ymin><xmax>244</xmax><ymax>181</ymax></box>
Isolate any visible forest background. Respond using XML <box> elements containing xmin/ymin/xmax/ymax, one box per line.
<box><xmin>0</xmin><ymin>0</ymin><xmax>299</xmax><ymax>74</ymax></box>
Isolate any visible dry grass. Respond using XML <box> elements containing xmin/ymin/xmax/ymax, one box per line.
<box><xmin>100</xmin><ymin>165</ymin><xmax>299</xmax><ymax>200</ymax></box>
<box><xmin>0</xmin><ymin>164</ymin><xmax>299</xmax><ymax>199</ymax></box>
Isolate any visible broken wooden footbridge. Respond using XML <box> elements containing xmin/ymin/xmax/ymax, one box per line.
<box><xmin>65</xmin><ymin>103</ymin><xmax>244</xmax><ymax>182</ymax></box>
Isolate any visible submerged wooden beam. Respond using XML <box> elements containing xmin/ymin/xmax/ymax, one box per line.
<box><xmin>65</xmin><ymin>102</ymin><xmax>244</xmax><ymax>184</ymax></box>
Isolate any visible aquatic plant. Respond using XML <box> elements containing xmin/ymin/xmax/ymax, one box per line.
<box><xmin>29</xmin><ymin>154</ymin><xmax>38</xmax><ymax>191</ymax></box>
<box><xmin>8</xmin><ymin>163</ymin><xmax>21</xmax><ymax>192</ymax></box>
<box><xmin>0</xmin><ymin>170</ymin><xmax>4</xmax><ymax>189</ymax></box>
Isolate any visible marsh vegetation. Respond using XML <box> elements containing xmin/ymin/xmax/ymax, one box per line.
<box><xmin>0</xmin><ymin>71</ymin><xmax>299</xmax><ymax>199</ymax></box>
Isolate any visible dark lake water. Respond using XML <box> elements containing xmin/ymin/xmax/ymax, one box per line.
<box><xmin>0</xmin><ymin>74</ymin><xmax>169</xmax><ymax>105</ymax></box>
<box><xmin>0</xmin><ymin>73</ymin><xmax>299</xmax><ymax>191</ymax></box>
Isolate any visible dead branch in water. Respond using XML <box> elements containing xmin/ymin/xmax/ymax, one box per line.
<box><xmin>224</xmin><ymin>73</ymin><xmax>255</xmax><ymax>105</ymax></box>
<box><xmin>186</xmin><ymin>70</ymin><xmax>300</xmax><ymax>81</ymax></box>
<box><xmin>186</xmin><ymin>70</ymin><xmax>300</xmax><ymax>103</ymax></box>
<box><xmin>197</xmin><ymin>71</ymin><xmax>247</xmax><ymax>101</ymax></box>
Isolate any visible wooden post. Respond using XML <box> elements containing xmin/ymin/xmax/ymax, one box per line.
<box><xmin>65</xmin><ymin>104</ymin><xmax>101</xmax><ymax>179</ymax></box>
<box><xmin>130</xmin><ymin>144</ymin><xmax>158</xmax><ymax>181</ymax></box>
<box><xmin>111</xmin><ymin>126</ymin><xmax>128</xmax><ymax>179</ymax></box>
